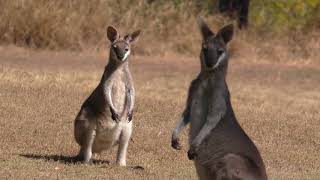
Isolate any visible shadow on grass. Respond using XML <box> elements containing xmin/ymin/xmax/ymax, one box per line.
<box><xmin>19</xmin><ymin>153</ymin><xmax>110</xmax><ymax>165</ymax></box>
<box><xmin>19</xmin><ymin>153</ymin><xmax>144</xmax><ymax>170</ymax></box>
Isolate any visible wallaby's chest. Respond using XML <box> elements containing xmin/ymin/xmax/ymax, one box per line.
<box><xmin>189</xmin><ymin>79</ymin><xmax>213</xmax><ymax>140</ymax></box>
<box><xmin>110</xmin><ymin>71</ymin><xmax>128</xmax><ymax>113</ymax></box>
<box><xmin>191</xmin><ymin>80</ymin><xmax>209</xmax><ymax>110</ymax></box>
<box><xmin>112</xmin><ymin>81</ymin><xmax>126</xmax><ymax>110</ymax></box>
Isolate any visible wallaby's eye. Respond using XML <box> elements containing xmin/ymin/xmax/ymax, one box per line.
<box><xmin>125</xmin><ymin>47</ymin><xmax>129</xmax><ymax>52</ymax></box>
<box><xmin>217</xmin><ymin>48</ymin><xmax>224</xmax><ymax>57</ymax></box>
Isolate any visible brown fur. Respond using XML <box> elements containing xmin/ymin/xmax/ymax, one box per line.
<box><xmin>172</xmin><ymin>17</ymin><xmax>267</xmax><ymax>180</ymax></box>
<box><xmin>74</xmin><ymin>26</ymin><xmax>140</xmax><ymax>166</ymax></box>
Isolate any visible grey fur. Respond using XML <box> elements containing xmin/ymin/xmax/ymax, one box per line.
<box><xmin>74</xmin><ymin>26</ymin><xmax>140</xmax><ymax>166</ymax></box>
<box><xmin>171</xmin><ymin>17</ymin><xmax>267</xmax><ymax>180</ymax></box>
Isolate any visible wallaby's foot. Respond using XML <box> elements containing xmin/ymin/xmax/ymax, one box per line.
<box><xmin>83</xmin><ymin>151</ymin><xmax>93</xmax><ymax>164</ymax></box>
<box><xmin>110</xmin><ymin>107</ymin><xmax>120</xmax><ymax>123</ymax></box>
<box><xmin>187</xmin><ymin>146</ymin><xmax>198</xmax><ymax>160</ymax></box>
<box><xmin>74</xmin><ymin>153</ymin><xmax>92</xmax><ymax>164</ymax></box>
<box><xmin>171</xmin><ymin>138</ymin><xmax>182</xmax><ymax>150</ymax></box>
<box><xmin>74</xmin><ymin>154</ymin><xmax>84</xmax><ymax>162</ymax></box>
<box><xmin>117</xmin><ymin>160</ymin><xmax>126</xmax><ymax>166</ymax></box>
<box><xmin>84</xmin><ymin>159</ymin><xmax>93</xmax><ymax>164</ymax></box>
<box><xmin>76</xmin><ymin>145</ymin><xmax>94</xmax><ymax>164</ymax></box>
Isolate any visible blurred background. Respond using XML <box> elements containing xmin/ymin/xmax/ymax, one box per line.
<box><xmin>0</xmin><ymin>0</ymin><xmax>319</xmax><ymax>63</ymax></box>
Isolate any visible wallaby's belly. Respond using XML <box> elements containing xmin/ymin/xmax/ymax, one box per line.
<box><xmin>198</xmin><ymin>115</ymin><xmax>263</xmax><ymax>161</ymax></box>
<box><xmin>93</xmin><ymin>79</ymin><xmax>130</xmax><ymax>153</ymax></box>
<box><xmin>93</xmin><ymin>118</ymin><xmax>132</xmax><ymax>153</ymax></box>
<box><xmin>195</xmin><ymin>115</ymin><xmax>267</xmax><ymax>179</ymax></box>
<box><xmin>194</xmin><ymin>152</ymin><xmax>266</xmax><ymax>180</ymax></box>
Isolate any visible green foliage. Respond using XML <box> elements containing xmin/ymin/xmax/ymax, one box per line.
<box><xmin>250</xmin><ymin>0</ymin><xmax>320</xmax><ymax>32</ymax></box>
<box><xmin>191</xmin><ymin>0</ymin><xmax>320</xmax><ymax>32</ymax></box>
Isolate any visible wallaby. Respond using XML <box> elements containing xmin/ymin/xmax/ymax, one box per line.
<box><xmin>171</xmin><ymin>17</ymin><xmax>267</xmax><ymax>180</ymax></box>
<box><xmin>74</xmin><ymin>26</ymin><xmax>140</xmax><ymax>166</ymax></box>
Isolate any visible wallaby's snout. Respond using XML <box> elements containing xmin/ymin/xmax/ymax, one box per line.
<box><xmin>202</xmin><ymin>39</ymin><xmax>225</xmax><ymax>68</ymax></box>
<box><xmin>112</xmin><ymin>41</ymin><xmax>130</xmax><ymax>61</ymax></box>
<box><xmin>107</xmin><ymin>26</ymin><xmax>141</xmax><ymax>62</ymax></box>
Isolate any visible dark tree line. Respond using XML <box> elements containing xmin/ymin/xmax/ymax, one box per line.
<box><xmin>218</xmin><ymin>0</ymin><xmax>250</xmax><ymax>29</ymax></box>
<box><xmin>146</xmin><ymin>0</ymin><xmax>250</xmax><ymax>29</ymax></box>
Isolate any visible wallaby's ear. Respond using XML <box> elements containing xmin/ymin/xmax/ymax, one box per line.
<box><xmin>107</xmin><ymin>26</ymin><xmax>119</xmax><ymax>42</ymax></box>
<box><xmin>197</xmin><ymin>16</ymin><xmax>214</xmax><ymax>39</ymax></box>
<box><xmin>125</xmin><ymin>30</ymin><xmax>141</xmax><ymax>43</ymax></box>
<box><xmin>216</xmin><ymin>24</ymin><xmax>234</xmax><ymax>44</ymax></box>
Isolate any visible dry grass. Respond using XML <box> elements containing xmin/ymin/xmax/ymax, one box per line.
<box><xmin>0</xmin><ymin>47</ymin><xmax>320</xmax><ymax>179</ymax></box>
<box><xmin>0</xmin><ymin>0</ymin><xmax>319</xmax><ymax>64</ymax></box>
<box><xmin>0</xmin><ymin>0</ymin><xmax>200</xmax><ymax>54</ymax></box>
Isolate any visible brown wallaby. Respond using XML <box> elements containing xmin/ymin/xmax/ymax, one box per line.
<box><xmin>74</xmin><ymin>26</ymin><xmax>140</xmax><ymax>166</ymax></box>
<box><xmin>171</xmin><ymin>17</ymin><xmax>267</xmax><ymax>180</ymax></box>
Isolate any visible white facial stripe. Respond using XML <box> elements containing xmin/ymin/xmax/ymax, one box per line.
<box><xmin>122</xmin><ymin>50</ymin><xmax>130</xmax><ymax>61</ymax></box>
<box><xmin>213</xmin><ymin>52</ymin><xmax>226</xmax><ymax>69</ymax></box>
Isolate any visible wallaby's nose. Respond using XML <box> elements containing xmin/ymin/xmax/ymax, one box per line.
<box><xmin>206</xmin><ymin>60</ymin><xmax>215</xmax><ymax>68</ymax></box>
<box><xmin>117</xmin><ymin>54</ymin><xmax>124</xmax><ymax>60</ymax></box>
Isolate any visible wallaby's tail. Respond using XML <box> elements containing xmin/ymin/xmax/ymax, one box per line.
<box><xmin>121</xmin><ymin>86</ymin><xmax>131</xmax><ymax>117</ymax></box>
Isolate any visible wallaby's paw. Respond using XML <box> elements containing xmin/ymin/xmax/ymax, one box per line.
<box><xmin>110</xmin><ymin>108</ymin><xmax>120</xmax><ymax>123</ymax></box>
<box><xmin>127</xmin><ymin>111</ymin><xmax>133</xmax><ymax>122</ymax></box>
<box><xmin>187</xmin><ymin>147</ymin><xmax>197</xmax><ymax>160</ymax></box>
<box><xmin>171</xmin><ymin>138</ymin><xmax>182</xmax><ymax>150</ymax></box>
<box><xmin>112</xmin><ymin>115</ymin><xmax>120</xmax><ymax>123</ymax></box>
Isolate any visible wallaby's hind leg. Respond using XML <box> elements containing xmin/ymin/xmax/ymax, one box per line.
<box><xmin>214</xmin><ymin>153</ymin><xmax>264</xmax><ymax>180</ymax></box>
<box><xmin>116</xmin><ymin>126</ymin><xmax>132</xmax><ymax>166</ymax></box>
<box><xmin>194</xmin><ymin>161</ymin><xmax>212</xmax><ymax>180</ymax></box>
<box><xmin>75</xmin><ymin>119</ymin><xmax>96</xmax><ymax>163</ymax></box>
<box><xmin>77</xmin><ymin>129</ymin><xmax>96</xmax><ymax>163</ymax></box>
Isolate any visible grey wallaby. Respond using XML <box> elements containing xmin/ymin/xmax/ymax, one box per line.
<box><xmin>74</xmin><ymin>26</ymin><xmax>140</xmax><ymax>166</ymax></box>
<box><xmin>171</xmin><ymin>17</ymin><xmax>267</xmax><ymax>180</ymax></box>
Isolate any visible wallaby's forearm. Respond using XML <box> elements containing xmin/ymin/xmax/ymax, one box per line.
<box><xmin>172</xmin><ymin>112</ymin><xmax>189</xmax><ymax>140</ymax></box>
<box><xmin>104</xmin><ymin>81</ymin><xmax>118</xmax><ymax>114</ymax></box>
<box><xmin>120</xmin><ymin>85</ymin><xmax>133</xmax><ymax>117</ymax></box>
<box><xmin>125</xmin><ymin>68</ymin><xmax>135</xmax><ymax>113</ymax></box>
<box><xmin>171</xmin><ymin>108</ymin><xmax>191</xmax><ymax>150</ymax></box>
<box><xmin>172</xmin><ymin>86</ymin><xmax>193</xmax><ymax>148</ymax></box>
<box><xmin>128</xmin><ymin>87</ymin><xmax>135</xmax><ymax>113</ymax></box>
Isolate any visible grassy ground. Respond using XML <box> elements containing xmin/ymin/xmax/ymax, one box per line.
<box><xmin>0</xmin><ymin>46</ymin><xmax>320</xmax><ymax>179</ymax></box>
